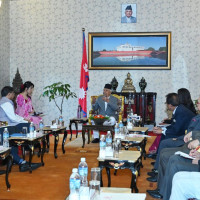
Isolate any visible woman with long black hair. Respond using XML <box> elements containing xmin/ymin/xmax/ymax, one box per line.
<box><xmin>15</xmin><ymin>81</ymin><xmax>42</xmax><ymax>127</ymax></box>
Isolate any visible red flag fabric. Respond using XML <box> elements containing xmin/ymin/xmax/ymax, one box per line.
<box><xmin>79</xmin><ymin>32</ymin><xmax>89</xmax><ymax>117</ymax></box>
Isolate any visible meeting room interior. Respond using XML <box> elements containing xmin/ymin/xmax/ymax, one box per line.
<box><xmin>0</xmin><ymin>0</ymin><xmax>200</xmax><ymax>200</ymax></box>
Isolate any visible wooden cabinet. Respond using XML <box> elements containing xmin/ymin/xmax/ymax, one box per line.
<box><xmin>112</xmin><ymin>92</ymin><xmax>157</xmax><ymax>126</ymax></box>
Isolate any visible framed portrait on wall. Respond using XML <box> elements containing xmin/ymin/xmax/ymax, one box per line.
<box><xmin>121</xmin><ymin>4</ymin><xmax>137</xmax><ymax>23</ymax></box>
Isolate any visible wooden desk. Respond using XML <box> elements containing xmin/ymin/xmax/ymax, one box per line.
<box><xmin>82</xmin><ymin>125</ymin><xmax>114</xmax><ymax>148</ymax></box>
<box><xmin>69</xmin><ymin>118</ymin><xmax>88</xmax><ymax>140</ymax></box>
<box><xmin>43</xmin><ymin>126</ymin><xmax>67</xmax><ymax>158</ymax></box>
<box><xmin>0</xmin><ymin>147</ymin><xmax>12</xmax><ymax>190</ymax></box>
<box><xmin>97</xmin><ymin>150</ymin><xmax>141</xmax><ymax>193</ymax></box>
<box><xmin>9</xmin><ymin>134</ymin><xmax>46</xmax><ymax>173</ymax></box>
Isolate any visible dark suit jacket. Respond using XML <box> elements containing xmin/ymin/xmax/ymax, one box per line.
<box><xmin>164</xmin><ymin>104</ymin><xmax>195</xmax><ymax>139</ymax></box>
<box><xmin>92</xmin><ymin>95</ymin><xmax>119</xmax><ymax>120</ymax></box>
<box><xmin>159</xmin><ymin>114</ymin><xmax>200</xmax><ymax>150</ymax></box>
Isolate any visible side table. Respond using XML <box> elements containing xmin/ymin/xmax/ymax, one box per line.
<box><xmin>43</xmin><ymin>126</ymin><xmax>67</xmax><ymax>158</ymax></box>
<box><xmin>69</xmin><ymin>118</ymin><xmax>88</xmax><ymax>140</ymax></box>
<box><xmin>82</xmin><ymin>125</ymin><xmax>114</xmax><ymax>148</ymax></box>
<box><xmin>127</xmin><ymin>127</ymin><xmax>149</xmax><ymax>160</ymax></box>
<box><xmin>9</xmin><ymin>134</ymin><xmax>46</xmax><ymax>173</ymax></box>
<box><xmin>98</xmin><ymin>150</ymin><xmax>141</xmax><ymax>193</ymax></box>
<box><xmin>121</xmin><ymin>137</ymin><xmax>147</xmax><ymax>159</ymax></box>
<box><xmin>0</xmin><ymin>148</ymin><xmax>13</xmax><ymax>190</ymax></box>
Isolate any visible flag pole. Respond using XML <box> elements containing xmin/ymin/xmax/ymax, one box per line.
<box><xmin>79</xmin><ymin>27</ymin><xmax>85</xmax><ymax>113</ymax></box>
<box><xmin>82</xmin><ymin>28</ymin><xmax>85</xmax><ymax>53</ymax></box>
<box><xmin>78</xmin><ymin>27</ymin><xmax>89</xmax><ymax>118</ymax></box>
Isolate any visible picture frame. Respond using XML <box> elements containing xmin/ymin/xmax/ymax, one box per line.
<box><xmin>121</xmin><ymin>4</ymin><xmax>137</xmax><ymax>23</ymax></box>
<box><xmin>88</xmin><ymin>32</ymin><xmax>171</xmax><ymax>70</ymax></box>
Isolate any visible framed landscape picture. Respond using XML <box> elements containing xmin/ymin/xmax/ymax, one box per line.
<box><xmin>88</xmin><ymin>32</ymin><xmax>171</xmax><ymax>70</ymax></box>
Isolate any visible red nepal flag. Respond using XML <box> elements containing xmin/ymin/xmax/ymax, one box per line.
<box><xmin>79</xmin><ymin>32</ymin><xmax>89</xmax><ymax>117</ymax></box>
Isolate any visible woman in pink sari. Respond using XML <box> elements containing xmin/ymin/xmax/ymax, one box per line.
<box><xmin>15</xmin><ymin>81</ymin><xmax>42</xmax><ymax>127</ymax></box>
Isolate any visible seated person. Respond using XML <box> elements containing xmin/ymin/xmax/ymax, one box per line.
<box><xmin>16</xmin><ymin>81</ymin><xmax>42</xmax><ymax>128</ymax></box>
<box><xmin>149</xmin><ymin>88</ymin><xmax>197</xmax><ymax>154</ymax></box>
<box><xmin>162</xmin><ymin>88</ymin><xmax>196</xmax><ymax>124</ymax></box>
<box><xmin>150</xmin><ymin>96</ymin><xmax>200</xmax><ymax>174</ymax></box>
<box><xmin>152</xmin><ymin>93</ymin><xmax>195</xmax><ymax>140</ymax></box>
<box><xmin>147</xmin><ymin>131</ymin><xmax>200</xmax><ymax>200</ymax></box>
<box><xmin>91</xmin><ymin>84</ymin><xmax>118</xmax><ymax>143</ymax></box>
<box><xmin>0</xmin><ymin>86</ymin><xmax>40</xmax><ymax>172</ymax></box>
<box><xmin>149</xmin><ymin>93</ymin><xmax>194</xmax><ymax>152</ymax></box>
<box><xmin>170</xmin><ymin>169</ymin><xmax>200</xmax><ymax>199</ymax></box>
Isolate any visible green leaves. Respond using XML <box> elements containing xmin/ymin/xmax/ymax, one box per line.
<box><xmin>41</xmin><ymin>82</ymin><xmax>77</xmax><ymax>114</ymax></box>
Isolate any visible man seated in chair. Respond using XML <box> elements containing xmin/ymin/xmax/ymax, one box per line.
<box><xmin>0</xmin><ymin>86</ymin><xmax>41</xmax><ymax>172</ymax></box>
<box><xmin>91</xmin><ymin>84</ymin><xmax>119</xmax><ymax>143</ymax></box>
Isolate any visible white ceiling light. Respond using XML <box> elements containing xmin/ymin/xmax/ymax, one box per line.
<box><xmin>0</xmin><ymin>0</ymin><xmax>2</xmax><ymax>8</ymax></box>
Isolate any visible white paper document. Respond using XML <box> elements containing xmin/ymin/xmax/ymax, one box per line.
<box><xmin>175</xmin><ymin>151</ymin><xmax>195</xmax><ymax>160</ymax></box>
<box><xmin>128</xmin><ymin>134</ymin><xmax>151</xmax><ymax>138</ymax></box>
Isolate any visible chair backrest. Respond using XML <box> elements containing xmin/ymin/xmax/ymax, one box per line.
<box><xmin>89</xmin><ymin>94</ymin><xmax>124</xmax><ymax>123</ymax></box>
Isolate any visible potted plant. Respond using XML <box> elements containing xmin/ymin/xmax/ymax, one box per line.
<box><xmin>41</xmin><ymin>82</ymin><xmax>77</xmax><ymax>115</ymax></box>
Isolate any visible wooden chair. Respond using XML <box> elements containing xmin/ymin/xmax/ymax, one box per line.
<box><xmin>89</xmin><ymin>94</ymin><xmax>124</xmax><ymax>124</ymax></box>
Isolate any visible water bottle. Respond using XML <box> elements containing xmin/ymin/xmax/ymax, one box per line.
<box><xmin>77</xmin><ymin>105</ymin><xmax>82</xmax><ymax>119</ymax></box>
<box><xmin>3</xmin><ymin>128</ymin><xmax>9</xmax><ymax>148</ymax></box>
<box><xmin>69</xmin><ymin>168</ymin><xmax>80</xmax><ymax>200</ymax></box>
<box><xmin>99</xmin><ymin>135</ymin><xmax>106</xmax><ymax>158</ymax></box>
<box><xmin>106</xmin><ymin>131</ymin><xmax>113</xmax><ymax>157</ymax></box>
<box><xmin>114</xmin><ymin>123</ymin><xmax>119</xmax><ymax>135</ymax></box>
<box><xmin>29</xmin><ymin>122</ymin><xmax>34</xmax><ymax>133</ymax></box>
<box><xmin>59</xmin><ymin>116</ymin><xmax>63</xmax><ymax>126</ymax></box>
<box><xmin>39</xmin><ymin>120</ymin><xmax>44</xmax><ymax>131</ymax></box>
<box><xmin>106</xmin><ymin>131</ymin><xmax>112</xmax><ymax>147</ymax></box>
<box><xmin>100</xmin><ymin>135</ymin><xmax>106</xmax><ymax>149</ymax></box>
<box><xmin>78</xmin><ymin>158</ymin><xmax>88</xmax><ymax>187</ymax></box>
<box><xmin>119</xmin><ymin>121</ymin><xmax>123</xmax><ymax>134</ymax></box>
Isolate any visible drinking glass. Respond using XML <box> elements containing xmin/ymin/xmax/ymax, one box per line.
<box><xmin>113</xmin><ymin>141</ymin><xmax>120</xmax><ymax>158</ymax></box>
<box><xmin>22</xmin><ymin>127</ymin><xmax>27</xmax><ymax>135</ymax></box>
<box><xmin>91</xmin><ymin>167</ymin><xmax>100</xmax><ymax>181</ymax></box>
<box><xmin>89</xmin><ymin>180</ymin><xmax>100</xmax><ymax>200</ymax></box>
<box><xmin>80</xmin><ymin>186</ymin><xmax>90</xmax><ymax>200</ymax></box>
<box><xmin>0</xmin><ymin>134</ymin><xmax>2</xmax><ymax>146</ymax></box>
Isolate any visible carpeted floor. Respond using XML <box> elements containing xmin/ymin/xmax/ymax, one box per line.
<box><xmin>0</xmin><ymin>134</ymin><xmax>157</xmax><ymax>200</ymax></box>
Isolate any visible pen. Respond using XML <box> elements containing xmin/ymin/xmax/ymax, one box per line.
<box><xmin>195</xmin><ymin>145</ymin><xmax>200</xmax><ymax>152</ymax></box>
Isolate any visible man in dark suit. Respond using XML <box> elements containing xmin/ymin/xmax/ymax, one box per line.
<box><xmin>147</xmin><ymin>97</ymin><xmax>200</xmax><ymax>199</ymax></box>
<box><xmin>152</xmin><ymin>93</ymin><xmax>195</xmax><ymax>140</ymax></box>
<box><xmin>147</xmin><ymin>132</ymin><xmax>200</xmax><ymax>200</ymax></box>
<box><xmin>152</xmin><ymin>114</ymin><xmax>200</xmax><ymax>171</ymax></box>
<box><xmin>91</xmin><ymin>83</ymin><xmax>118</xmax><ymax>143</ymax></box>
<box><xmin>147</xmin><ymin>93</ymin><xmax>195</xmax><ymax>181</ymax></box>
